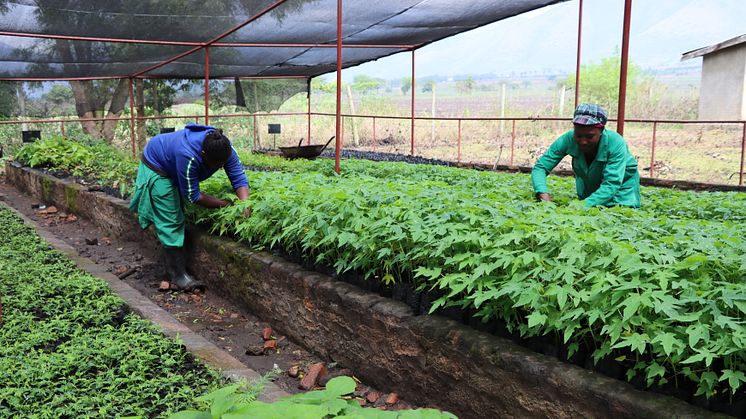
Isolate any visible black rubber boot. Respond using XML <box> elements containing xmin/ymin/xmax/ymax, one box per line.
<box><xmin>163</xmin><ymin>247</ymin><xmax>204</xmax><ymax>292</ymax></box>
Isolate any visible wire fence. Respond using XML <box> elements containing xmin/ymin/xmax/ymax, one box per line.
<box><xmin>2</xmin><ymin>112</ymin><xmax>745</xmax><ymax>186</ymax></box>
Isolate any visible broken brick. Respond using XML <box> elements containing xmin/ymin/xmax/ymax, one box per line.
<box><xmin>385</xmin><ymin>393</ymin><xmax>398</xmax><ymax>405</ymax></box>
<box><xmin>366</xmin><ymin>391</ymin><xmax>381</xmax><ymax>404</ymax></box>
<box><xmin>299</xmin><ymin>363</ymin><xmax>327</xmax><ymax>391</ymax></box>
<box><xmin>263</xmin><ymin>339</ymin><xmax>277</xmax><ymax>351</ymax></box>
<box><xmin>262</xmin><ymin>327</ymin><xmax>273</xmax><ymax>340</ymax></box>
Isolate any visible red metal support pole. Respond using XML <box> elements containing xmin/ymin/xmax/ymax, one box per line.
<box><xmin>510</xmin><ymin>120</ymin><xmax>516</xmax><ymax>165</ymax></box>
<box><xmin>649</xmin><ymin>122</ymin><xmax>657</xmax><ymax>177</ymax></box>
<box><xmin>410</xmin><ymin>50</ymin><xmax>416</xmax><ymax>155</ymax></box>
<box><xmin>128</xmin><ymin>78</ymin><xmax>136</xmax><ymax>157</ymax></box>
<box><xmin>617</xmin><ymin>0</ymin><xmax>633</xmax><ymax>136</ymax></box>
<box><xmin>0</xmin><ymin>30</ymin><xmax>417</xmax><ymax>50</ymax></box>
<box><xmin>334</xmin><ymin>0</ymin><xmax>342</xmax><ymax>174</ymax></box>
<box><xmin>307</xmin><ymin>79</ymin><xmax>312</xmax><ymax>145</ymax></box>
<box><xmin>738</xmin><ymin>123</ymin><xmax>746</xmax><ymax>185</ymax></box>
<box><xmin>457</xmin><ymin>119</ymin><xmax>462</xmax><ymax>163</ymax></box>
<box><xmin>372</xmin><ymin>117</ymin><xmax>377</xmax><ymax>152</ymax></box>
<box><xmin>204</xmin><ymin>47</ymin><xmax>210</xmax><ymax>125</ymax></box>
<box><xmin>574</xmin><ymin>0</ymin><xmax>584</xmax><ymax>108</ymax></box>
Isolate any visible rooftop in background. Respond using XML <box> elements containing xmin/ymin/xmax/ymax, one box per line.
<box><xmin>0</xmin><ymin>0</ymin><xmax>565</xmax><ymax>80</ymax></box>
<box><xmin>681</xmin><ymin>33</ymin><xmax>746</xmax><ymax>61</ymax></box>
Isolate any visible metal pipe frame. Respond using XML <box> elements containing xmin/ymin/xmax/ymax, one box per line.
<box><xmin>574</xmin><ymin>0</ymin><xmax>583</xmax><ymax>108</ymax></box>
<box><xmin>617</xmin><ymin>0</ymin><xmax>633</xmax><ymax>136</ymax></box>
<box><xmin>0</xmin><ymin>30</ymin><xmax>416</xmax><ymax>49</ymax></box>
<box><xmin>307</xmin><ymin>78</ymin><xmax>312</xmax><ymax>145</ymax></box>
<box><xmin>131</xmin><ymin>0</ymin><xmax>288</xmax><ymax>78</ymax></box>
<box><xmin>6</xmin><ymin>113</ymin><xmax>745</xmax><ymax>126</ymax></box>
<box><xmin>6</xmin><ymin>111</ymin><xmax>746</xmax><ymax>184</ymax></box>
<box><xmin>0</xmin><ymin>75</ymin><xmax>310</xmax><ymax>82</ymax></box>
<box><xmin>334</xmin><ymin>0</ymin><xmax>342</xmax><ymax>174</ymax></box>
<box><xmin>410</xmin><ymin>50</ymin><xmax>415</xmax><ymax>156</ymax></box>
<box><xmin>204</xmin><ymin>47</ymin><xmax>210</xmax><ymax>125</ymax></box>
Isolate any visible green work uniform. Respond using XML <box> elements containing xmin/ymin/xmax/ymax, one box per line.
<box><xmin>531</xmin><ymin>129</ymin><xmax>641</xmax><ymax>207</ymax></box>
<box><xmin>128</xmin><ymin>161</ymin><xmax>185</xmax><ymax>247</ymax></box>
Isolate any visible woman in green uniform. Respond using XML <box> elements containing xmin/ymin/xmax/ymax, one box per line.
<box><xmin>531</xmin><ymin>103</ymin><xmax>640</xmax><ymax>207</ymax></box>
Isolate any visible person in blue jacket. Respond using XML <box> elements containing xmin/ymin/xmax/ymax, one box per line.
<box><xmin>129</xmin><ymin>123</ymin><xmax>249</xmax><ymax>291</ymax></box>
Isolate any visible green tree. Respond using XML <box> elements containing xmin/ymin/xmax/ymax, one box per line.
<box><xmin>455</xmin><ymin>76</ymin><xmax>475</xmax><ymax>94</ymax></box>
<box><xmin>421</xmin><ymin>79</ymin><xmax>436</xmax><ymax>93</ymax></box>
<box><xmin>26</xmin><ymin>1</ymin><xmax>310</xmax><ymax>143</ymax></box>
<box><xmin>0</xmin><ymin>81</ymin><xmax>17</xmax><ymax>117</ymax></box>
<box><xmin>401</xmin><ymin>76</ymin><xmax>412</xmax><ymax>96</ymax></box>
<box><xmin>351</xmin><ymin>74</ymin><xmax>385</xmax><ymax>94</ymax></box>
<box><xmin>563</xmin><ymin>55</ymin><xmax>642</xmax><ymax>111</ymax></box>
<box><xmin>42</xmin><ymin>84</ymin><xmax>75</xmax><ymax>116</ymax></box>
<box><xmin>311</xmin><ymin>78</ymin><xmax>336</xmax><ymax>94</ymax></box>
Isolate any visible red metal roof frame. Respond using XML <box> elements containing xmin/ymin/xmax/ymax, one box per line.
<box><xmin>0</xmin><ymin>1</ymin><xmax>567</xmax><ymax>82</ymax></box>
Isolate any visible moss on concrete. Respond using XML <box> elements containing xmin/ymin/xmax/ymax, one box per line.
<box><xmin>64</xmin><ymin>184</ymin><xmax>79</xmax><ymax>212</ymax></box>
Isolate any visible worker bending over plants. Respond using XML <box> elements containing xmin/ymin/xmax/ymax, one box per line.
<box><xmin>129</xmin><ymin>123</ymin><xmax>250</xmax><ymax>291</ymax></box>
<box><xmin>531</xmin><ymin>103</ymin><xmax>641</xmax><ymax>207</ymax></box>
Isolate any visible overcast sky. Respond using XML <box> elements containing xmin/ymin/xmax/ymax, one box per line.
<box><xmin>330</xmin><ymin>0</ymin><xmax>746</xmax><ymax>81</ymax></box>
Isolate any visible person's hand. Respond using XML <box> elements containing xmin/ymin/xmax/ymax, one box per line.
<box><xmin>243</xmin><ymin>206</ymin><xmax>252</xmax><ymax>217</ymax></box>
<box><xmin>536</xmin><ymin>192</ymin><xmax>552</xmax><ymax>202</ymax></box>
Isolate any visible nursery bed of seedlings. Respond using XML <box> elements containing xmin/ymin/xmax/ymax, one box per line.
<box><xmin>0</xmin><ymin>205</ymin><xmax>223</xmax><ymax>417</ymax></box>
<box><xmin>12</xmin><ymin>137</ymin><xmax>746</xmax><ymax>415</ymax></box>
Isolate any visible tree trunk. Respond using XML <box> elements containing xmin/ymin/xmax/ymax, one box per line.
<box><xmin>153</xmin><ymin>80</ymin><xmax>160</xmax><ymax>116</ymax></box>
<box><xmin>70</xmin><ymin>80</ymin><xmax>99</xmax><ymax>137</ymax></box>
<box><xmin>234</xmin><ymin>77</ymin><xmax>246</xmax><ymax>109</ymax></box>
<box><xmin>135</xmin><ymin>79</ymin><xmax>147</xmax><ymax>152</ymax></box>
<box><xmin>17</xmin><ymin>84</ymin><xmax>28</xmax><ymax>131</ymax></box>
<box><xmin>101</xmin><ymin>79</ymin><xmax>130</xmax><ymax>144</ymax></box>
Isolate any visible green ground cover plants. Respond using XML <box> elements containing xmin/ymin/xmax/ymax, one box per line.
<box><xmin>12</xmin><ymin>137</ymin><xmax>746</xmax><ymax>410</ymax></box>
<box><xmin>170</xmin><ymin>376</ymin><xmax>455</xmax><ymax>419</ymax></box>
<box><xmin>0</xmin><ymin>205</ymin><xmax>225</xmax><ymax>417</ymax></box>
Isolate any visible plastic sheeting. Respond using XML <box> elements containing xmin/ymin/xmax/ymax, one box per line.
<box><xmin>0</xmin><ymin>0</ymin><xmax>566</xmax><ymax>79</ymax></box>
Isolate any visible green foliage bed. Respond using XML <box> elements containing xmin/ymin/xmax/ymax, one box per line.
<box><xmin>0</xmin><ymin>206</ymin><xmax>224</xmax><ymax>417</ymax></box>
<box><xmin>14</xmin><ymin>138</ymin><xmax>746</xmax><ymax>408</ymax></box>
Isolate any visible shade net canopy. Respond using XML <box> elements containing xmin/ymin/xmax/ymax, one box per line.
<box><xmin>0</xmin><ymin>0</ymin><xmax>566</xmax><ymax>79</ymax></box>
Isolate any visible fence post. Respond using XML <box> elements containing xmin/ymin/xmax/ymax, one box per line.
<box><xmin>738</xmin><ymin>122</ymin><xmax>746</xmax><ymax>185</ymax></box>
<box><xmin>253</xmin><ymin>114</ymin><xmax>258</xmax><ymax>150</ymax></box>
<box><xmin>510</xmin><ymin>119</ymin><xmax>516</xmax><ymax>166</ymax></box>
<box><xmin>650</xmin><ymin>122</ymin><xmax>657</xmax><ymax>178</ymax></box>
<box><xmin>60</xmin><ymin>121</ymin><xmax>65</xmax><ymax>137</ymax></box>
<box><xmin>457</xmin><ymin>119</ymin><xmax>461</xmax><ymax>164</ymax></box>
<box><xmin>372</xmin><ymin>117</ymin><xmax>377</xmax><ymax>152</ymax></box>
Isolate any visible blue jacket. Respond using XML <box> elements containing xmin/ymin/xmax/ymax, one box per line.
<box><xmin>142</xmin><ymin>123</ymin><xmax>248</xmax><ymax>203</ymax></box>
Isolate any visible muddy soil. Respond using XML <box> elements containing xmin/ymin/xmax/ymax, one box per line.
<box><xmin>0</xmin><ymin>177</ymin><xmax>418</xmax><ymax>411</ymax></box>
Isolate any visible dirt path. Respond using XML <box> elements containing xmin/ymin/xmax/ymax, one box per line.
<box><xmin>0</xmin><ymin>177</ymin><xmax>415</xmax><ymax>410</ymax></box>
